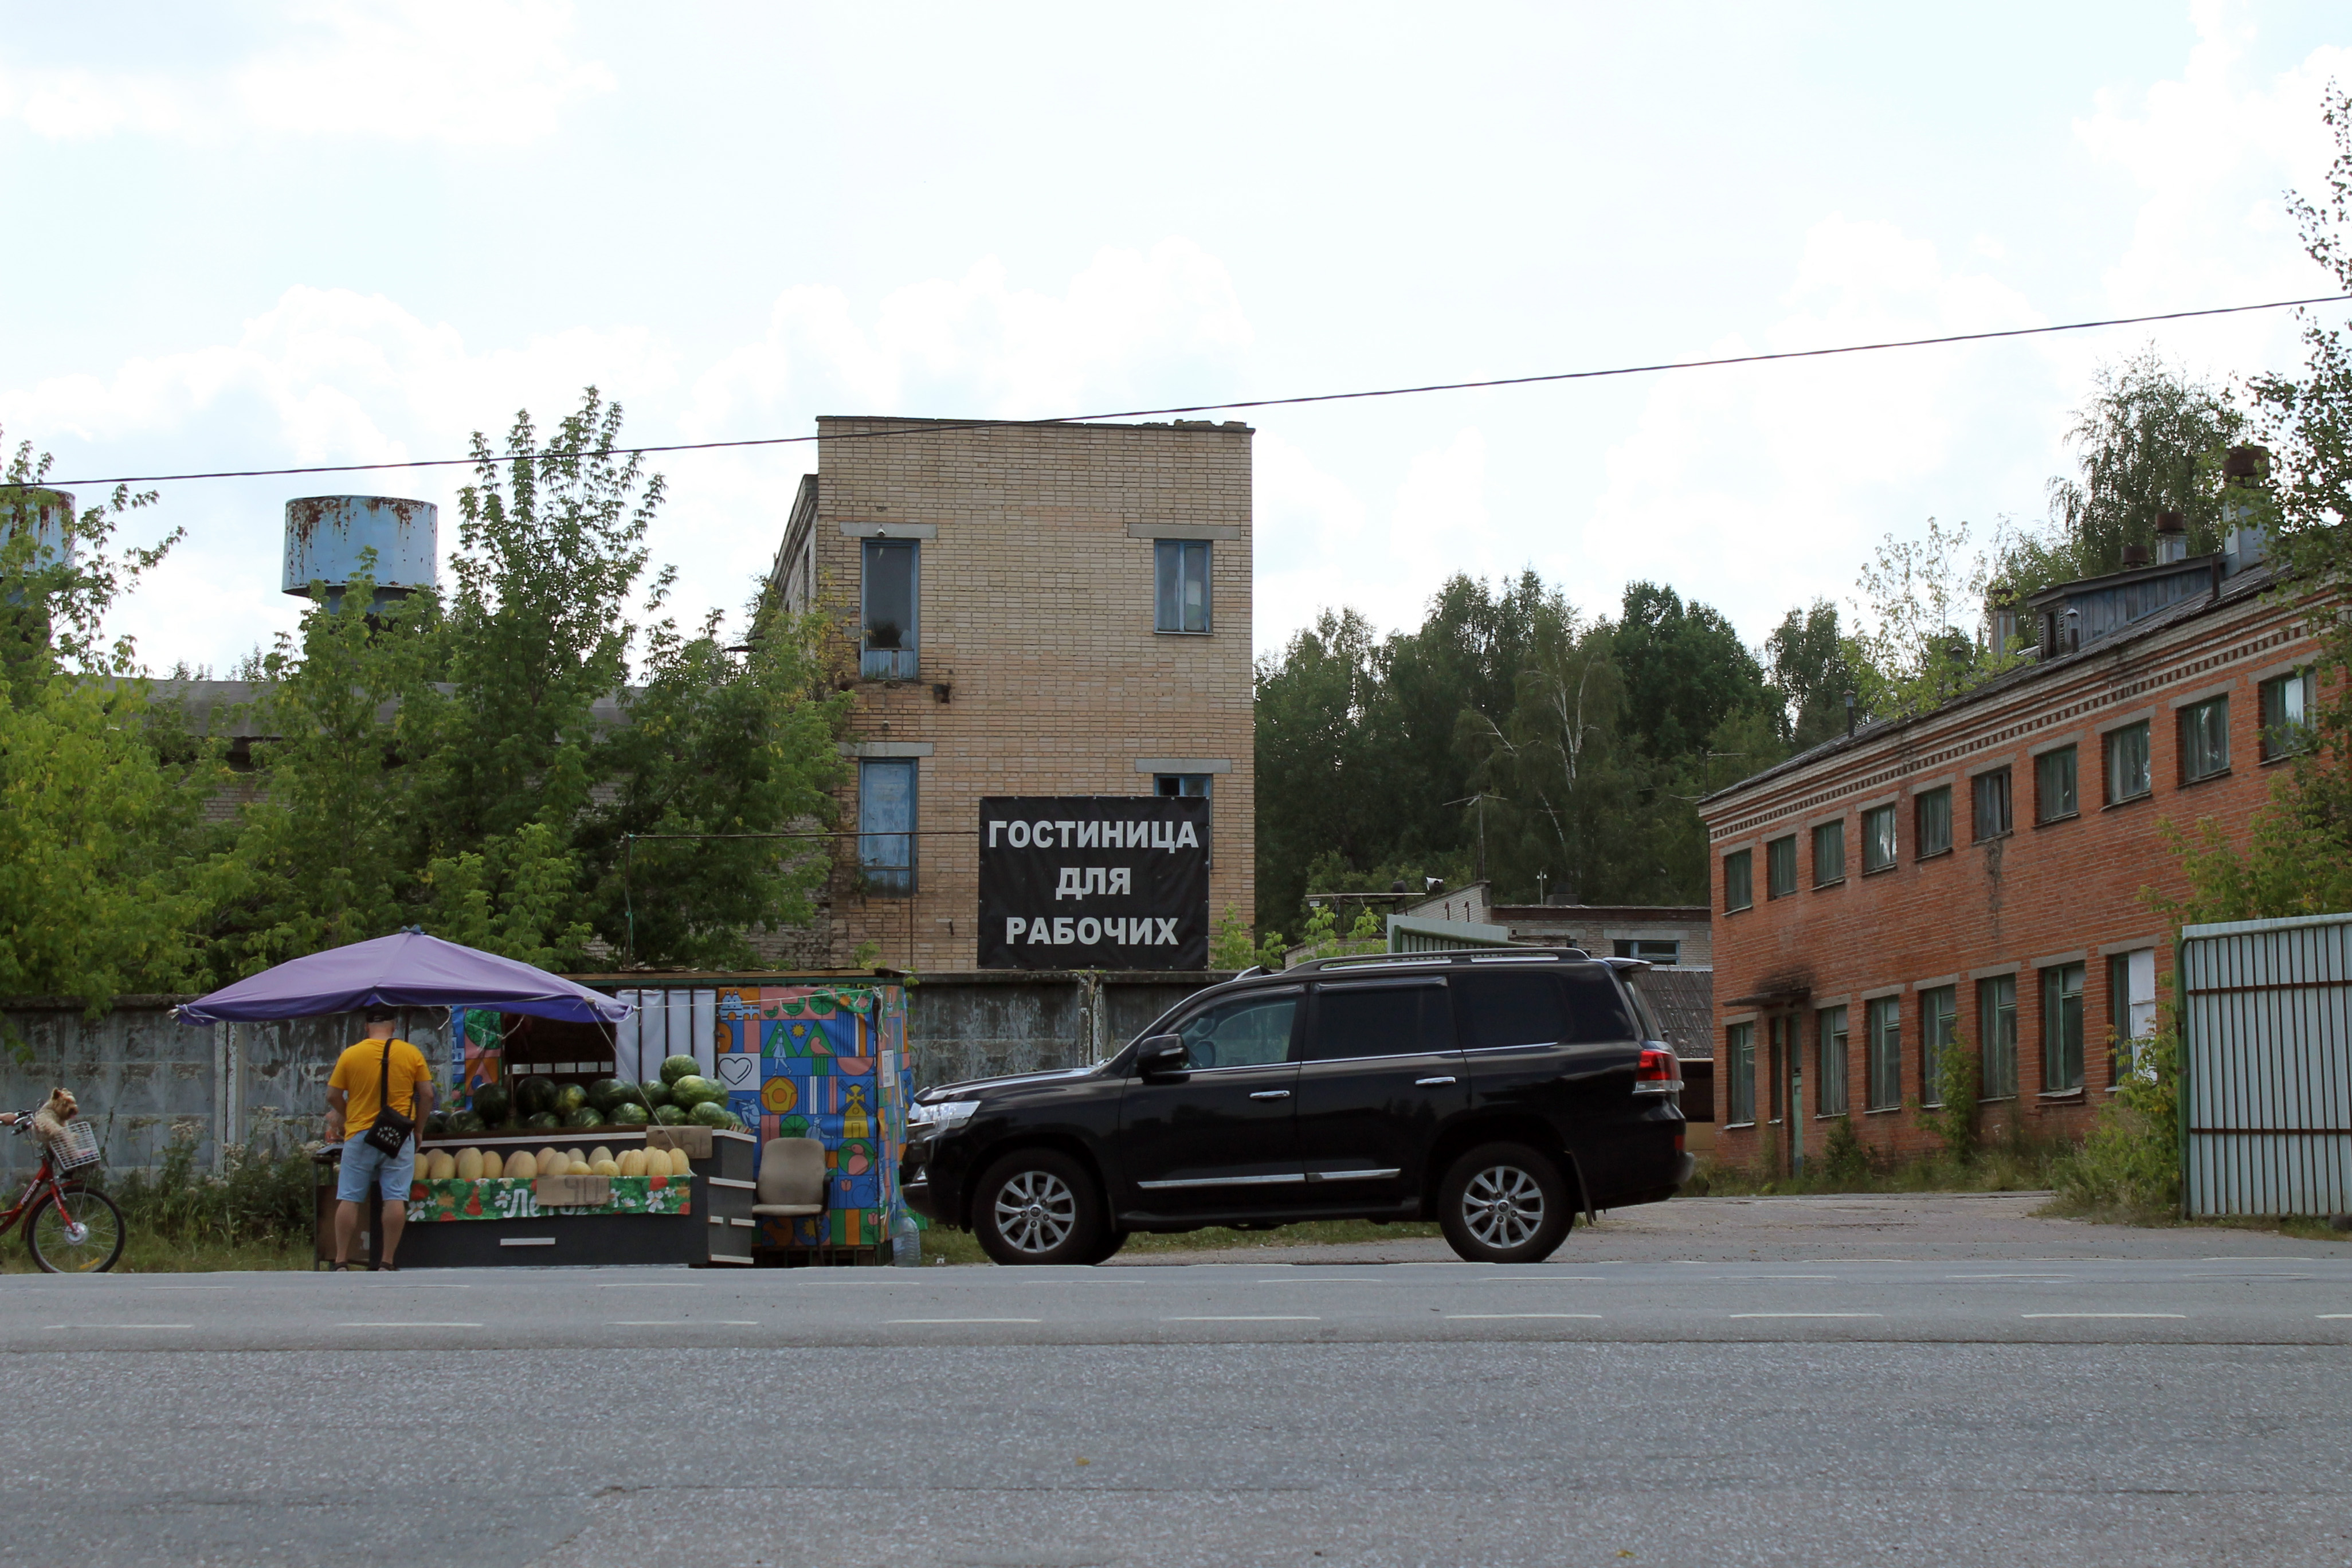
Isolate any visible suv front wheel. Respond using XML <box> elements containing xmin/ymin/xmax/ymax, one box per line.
<box><xmin>971</xmin><ymin>1148</ymin><xmax>1108</xmax><ymax>1266</ymax></box>
<box><xmin>1436</xmin><ymin>1142</ymin><xmax>1573</xmax><ymax>1264</ymax></box>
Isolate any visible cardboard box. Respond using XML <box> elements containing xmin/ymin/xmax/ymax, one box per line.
<box><xmin>644</xmin><ymin>1126</ymin><xmax>713</xmax><ymax>1159</ymax></box>
<box><xmin>534</xmin><ymin>1173</ymin><xmax>611</xmax><ymax>1208</ymax></box>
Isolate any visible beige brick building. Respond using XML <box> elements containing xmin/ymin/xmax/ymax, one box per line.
<box><xmin>767</xmin><ymin>417</ymin><xmax>1256</xmax><ymax>973</ymax></box>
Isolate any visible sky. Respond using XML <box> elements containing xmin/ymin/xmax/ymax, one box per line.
<box><xmin>2</xmin><ymin>1</ymin><xmax>2349</xmax><ymax>676</ymax></box>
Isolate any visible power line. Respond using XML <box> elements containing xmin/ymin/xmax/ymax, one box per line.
<box><xmin>40</xmin><ymin>292</ymin><xmax>2349</xmax><ymax>488</ymax></box>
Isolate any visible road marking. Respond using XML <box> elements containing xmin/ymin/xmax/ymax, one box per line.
<box><xmin>144</xmin><ymin>1285</ymin><xmax>232</xmax><ymax>1290</ymax></box>
<box><xmin>607</xmin><ymin>1319</ymin><xmax>761</xmax><ymax>1327</ymax></box>
<box><xmin>1163</xmin><ymin>1315</ymin><xmax>1321</xmax><ymax>1322</ymax></box>
<box><xmin>45</xmin><ymin>1323</ymin><xmax>191</xmax><ymax>1330</ymax></box>
<box><xmin>1728</xmin><ymin>1312</ymin><xmax>1883</xmax><ymax>1319</ymax></box>
<box><xmin>2020</xmin><ymin>1313</ymin><xmax>2186</xmax><ymax>1319</ymax></box>
<box><xmin>884</xmin><ymin>1318</ymin><xmax>1042</xmax><ymax>1325</ymax></box>
<box><xmin>1712</xmin><ymin>1274</ymin><xmax>1833</xmax><ymax>1280</ymax></box>
<box><xmin>338</xmin><ymin>1321</ymin><xmax>483</xmax><ymax>1328</ymax></box>
<box><xmin>1949</xmin><ymin>1273</ymin><xmax>2075</xmax><ymax>1279</ymax></box>
<box><xmin>1445</xmin><ymin>1313</ymin><xmax>1603</xmax><ymax>1320</ymax></box>
<box><xmin>1257</xmin><ymin>1277</ymin><xmax>1379</xmax><ymax>1283</ymax></box>
<box><xmin>1481</xmin><ymin>1276</ymin><xmax>1608</xmax><ymax>1282</ymax></box>
<box><xmin>598</xmin><ymin>1282</ymin><xmax>704</xmax><ymax>1288</ymax></box>
<box><xmin>2315</xmin><ymin>1315</ymin><xmax>2352</xmax><ymax>1320</ymax></box>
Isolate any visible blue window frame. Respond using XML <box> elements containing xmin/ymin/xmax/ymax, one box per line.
<box><xmin>1154</xmin><ymin>539</ymin><xmax>1211</xmax><ymax>633</ymax></box>
<box><xmin>858</xmin><ymin>759</ymin><xmax>916</xmax><ymax>895</ymax></box>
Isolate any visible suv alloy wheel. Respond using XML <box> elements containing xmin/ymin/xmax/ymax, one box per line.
<box><xmin>1436</xmin><ymin>1141</ymin><xmax>1573</xmax><ymax>1264</ymax></box>
<box><xmin>971</xmin><ymin>1148</ymin><xmax>1109</xmax><ymax>1266</ymax></box>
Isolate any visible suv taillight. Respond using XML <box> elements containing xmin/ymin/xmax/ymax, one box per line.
<box><xmin>1633</xmin><ymin>1046</ymin><xmax>1683</xmax><ymax>1095</ymax></box>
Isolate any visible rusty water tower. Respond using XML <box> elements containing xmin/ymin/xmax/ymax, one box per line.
<box><xmin>281</xmin><ymin>495</ymin><xmax>438</xmax><ymax>610</ymax></box>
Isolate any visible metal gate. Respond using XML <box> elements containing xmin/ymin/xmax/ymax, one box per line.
<box><xmin>2181</xmin><ymin>911</ymin><xmax>2352</xmax><ymax>1217</ymax></box>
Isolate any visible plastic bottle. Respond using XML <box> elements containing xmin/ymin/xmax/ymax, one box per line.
<box><xmin>892</xmin><ymin>1209</ymin><xmax>922</xmax><ymax>1268</ymax></box>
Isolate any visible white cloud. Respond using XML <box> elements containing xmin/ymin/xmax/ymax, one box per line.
<box><xmin>1</xmin><ymin>1</ymin><xmax>613</xmax><ymax>145</ymax></box>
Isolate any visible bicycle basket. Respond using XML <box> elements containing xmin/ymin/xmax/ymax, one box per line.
<box><xmin>49</xmin><ymin>1119</ymin><xmax>101</xmax><ymax>1171</ymax></box>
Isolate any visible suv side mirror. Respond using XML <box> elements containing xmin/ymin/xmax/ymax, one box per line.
<box><xmin>1136</xmin><ymin>1034</ymin><xmax>1189</xmax><ymax>1077</ymax></box>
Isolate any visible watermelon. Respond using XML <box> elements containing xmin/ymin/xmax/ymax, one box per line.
<box><xmin>642</xmin><ymin>1080</ymin><xmax>673</xmax><ymax>1110</ymax></box>
<box><xmin>612</xmin><ymin>1079</ymin><xmax>648</xmax><ymax>1108</ymax></box>
<box><xmin>586</xmin><ymin>1077</ymin><xmax>623</xmax><ymax>1114</ymax></box>
<box><xmin>660</xmin><ymin>1053</ymin><xmax>699</xmax><ymax>1086</ymax></box>
<box><xmin>608</xmin><ymin>1101</ymin><xmax>649</xmax><ymax>1128</ymax></box>
<box><xmin>563</xmin><ymin>1105</ymin><xmax>606</xmax><ymax>1130</ymax></box>
<box><xmin>652</xmin><ymin>1104</ymin><xmax>688</xmax><ymax>1126</ymax></box>
<box><xmin>424</xmin><ymin>1111</ymin><xmax>450</xmax><ymax>1138</ymax></box>
<box><xmin>525</xmin><ymin>1111</ymin><xmax>561</xmax><ymax>1131</ymax></box>
<box><xmin>513</xmin><ymin>1076</ymin><xmax>557</xmax><ymax>1119</ymax></box>
<box><xmin>471</xmin><ymin>1084</ymin><xmax>512</xmax><ymax>1127</ymax></box>
<box><xmin>671</xmin><ymin>1075</ymin><xmax>721</xmax><ymax>1108</ymax></box>
<box><xmin>450</xmin><ymin>1110</ymin><xmax>486</xmax><ymax>1135</ymax></box>
<box><xmin>688</xmin><ymin>1100</ymin><xmax>734</xmax><ymax>1130</ymax></box>
<box><xmin>554</xmin><ymin>1083</ymin><xmax>589</xmax><ymax>1116</ymax></box>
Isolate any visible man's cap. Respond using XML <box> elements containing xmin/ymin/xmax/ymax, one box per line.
<box><xmin>364</xmin><ymin>1008</ymin><xmax>398</xmax><ymax>1024</ymax></box>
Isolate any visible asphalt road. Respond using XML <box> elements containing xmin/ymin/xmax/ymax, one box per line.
<box><xmin>8</xmin><ymin>1199</ymin><xmax>2352</xmax><ymax>1567</ymax></box>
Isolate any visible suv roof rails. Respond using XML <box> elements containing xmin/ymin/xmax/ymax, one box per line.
<box><xmin>1283</xmin><ymin>946</ymin><xmax>1592</xmax><ymax>975</ymax></box>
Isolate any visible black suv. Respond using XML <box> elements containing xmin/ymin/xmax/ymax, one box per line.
<box><xmin>901</xmin><ymin>948</ymin><xmax>1693</xmax><ymax>1265</ymax></box>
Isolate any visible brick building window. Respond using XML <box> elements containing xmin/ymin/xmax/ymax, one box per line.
<box><xmin>1978</xmin><ymin>975</ymin><xmax>2018</xmax><ymax>1099</ymax></box>
<box><xmin>1915</xmin><ymin>787</ymin><xmax>1952</xmax><ymax>859</ymax></box>
<box><xmin>1864</xmin><ymin>995</ymin><xmax>1900</xmax><ymax>1111</ymax></box>
<box><xmin>2035</xmin><ymin>746</ymin><xmax>2078</xmax><ymax>823</ymax></box>
<box><xmin>857</xmin><ymin>758</ymin><xmax>918</xmax><ymax>895</ymax></box>
<box><xmin>1154</xmin><ymin>539</ymin><xmax>1212</xmax><ymax>633</ymax></box>
<box><xmin>2104</xmin><ymin>722</ymin><xmax>2151</xmax><ymax>804</ymax></box>
<box><xmin>1861</xmin><ymin>805</ymin><xmax>1898</xmax><ymax>873</ymax></box>
<box><xmin>1725</xmin><ymin>1021</ymin><xmax>1755</xmax><ymax>1125</ymax></box>
<box><xmin>860</xmin><ymin>539</ymin><xmax>919</xmax><ymax>680</ymax></box>
<box><xmin>2108</xmin><ymin>948</ymin><xmax>2157</xmax><ymax>1083</ymax></box>
<box><xmin>2260</xmin><ymin>671</ymin><xmax>2314</xmax><ymax>761</ymax></box>
<box><xmin>1812</xmin><ymin>821</ymin><xmax>1845</xmax><ymax>887</ymax></box>
<box><xmin>1723</xmin><ymin>849</ymin><xmax>1753</xmax><ymax>912</ymax></box>
<box><xmin>1972</xmin><ymin>768</ymin><xmax>2012</xmax><ymax>840</ymax></box>
<box><xmin>1919</xmin><ymin>985</ymin><xmax>1957</xmax><ymax>1106</ymax></box>
<box><xmin>1815</xmin><ymin>1005</ymin><xmax>1849</xmax><ymax>1115</ymax></box>
<box><xmin>1766</xmin><ymin>836</ymin><xmax>1797</xmax><ymax>899</ymax></box>
<box><xmin>2180</xmin><ymin>695</ymin><xmax>2230</xmax><ymax>782</ymax></box>
<box><xmin>1614</xmin><ymin>939</ymin><xmax>1680</xmax><ymax>964</ymax></box>
<box><xmin>2041</xmin><ymin>962</ymin><xmax>2086</xmax><ymax>1092</ymax></box>
<box><xmin>1155</xmin><ymin>773</ymin><xmax>1212</xmax><ymax>865</ymax></box>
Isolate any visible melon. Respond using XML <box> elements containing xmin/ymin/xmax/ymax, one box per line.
<box><xmin>588</xmin><ymin>1146</ymin><xmax>613</xmax><ymax>1167</ymax></box>
<box><xmin>569</xmin><ymin>1158</ymin><xmax>593</xmax><ymax>1176</ymax></box>
<box><xmin>480</xmin><ymin>1149</ymin><xmax>504</xmax><ymax>1179</ymax></box>
<box><xmin>454</xmin><ymin>1147</ymin><xmax>484</xmax><ymax>1181</ymax></box>
<box><xmin>425</xmin><ymin>1150</ymin><xmax>456</xmax><ymax>1180</ymax></box>
<box><xmin>504</xmin><ymin>1150</ymin><xmax>536</xmax><ymax>1181</ymax></box>
<box><xmin>589</xmin><ymin>1158</ymin><xmax>620</xmax><ymax>1177</ymax></box>
<box><xmin>536</xmin><ymin>1146</ymin><xmax>565</xmax><ymax>1173</ymax></box>
<box><xmin>513</xmin><ymin>1076</ymin><xmax>558</xmax><ymax>1119</ymax></box>
<box><xmin>565</xmin><ymin>1148</ymin><xmax>587</xmax><ymax>1168</ymax></box>
<box><xmin>618</xmin><ymin>1149</ymin><xmax>646</xmax><ymax>1177</ymax></box>
<box><xmin>667</xmin><ymin>1147</ymin><xmax>693</xmax><ymax>1177</ymax></box>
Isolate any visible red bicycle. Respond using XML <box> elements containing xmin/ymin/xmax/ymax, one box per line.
<box><xmin>3</xmin><ymin>1114</ymin><xmax>124</xmax><ymax>1272</ymax></box>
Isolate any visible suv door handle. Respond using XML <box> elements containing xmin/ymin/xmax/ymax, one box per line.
<box><xmin>1248</xmin><ymin>1089</ymin><xmax>1292</xmax><ymax>1100</ymax></box>
<box><xmin>1415</xmin><ymin>1076</ymin><xmax>1457</xmax><ymax>1087</ymax></box>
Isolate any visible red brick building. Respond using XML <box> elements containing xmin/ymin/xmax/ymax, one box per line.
<box><xmin>1698</xmin><ymin>523</ymin><xmax>2323</xmax><ymax>1171</ymax></box>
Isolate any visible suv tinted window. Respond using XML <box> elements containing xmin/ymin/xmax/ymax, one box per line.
<box><xmin>1306</xmin><ymin>982</ymin><xmax>1453</xmax><ymax>1061</ymax></box>
<box><xmin>1561</xmin><ymin>970</ymin><xmax>1636</xmax><ymax>1043</ymax></box>
<box><xmin>1175</xmin><ymin>994</ymin><xmax>1297</xmax><ymax>1070</ymax></box>
<box><xmin>1459</xmin><ymin>973</ymin><xmax>1568</xmax><ymax>1050</ymax></box>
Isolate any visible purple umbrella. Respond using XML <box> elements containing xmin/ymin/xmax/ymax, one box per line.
<box><xmin>175</xmin><ymin>930</ymin><xmax>631</xmax><ymax>1025</ymax></box>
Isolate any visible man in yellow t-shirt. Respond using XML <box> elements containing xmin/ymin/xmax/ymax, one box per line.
<box><xmin>325</xmin><ymin>1010</ymin><xmax>434</xmax><ymax>1271</ymax></box>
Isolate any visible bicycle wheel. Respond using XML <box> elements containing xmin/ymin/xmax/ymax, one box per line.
<box><xmin>28</xmin><ymin>1186</ymin><xmax>125</xmax><ymax>1273</ymax></box>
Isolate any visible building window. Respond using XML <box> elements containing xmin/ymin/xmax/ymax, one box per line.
<box><xmin>1861</xmin><ymin>805</ymin><xmax>1898</xmax><ymax>874</ymax></box>
<box><xmin>1726</xmin><ymin>1021</ymin><xmax>1756</xmax><ymax>1124</ymax></box>
<box><xmin>1723</xmin><ymin>849</ymin><xmax>1753</xmax><ymax>912</ymax></box>
<box><xmin>1613</xmin><ymin>939</ymin><xmax>1679</xmax><ymax>965</ymax></box>
<box><xmin>2260</xmin><ymin>671</ymin><xmax>2315</xmax><ymax>761</ymax></box>
<box><xmin>2035</xmin><ymin>746</ymin><xmax>2078</xmax><ymax>824</ymax></box>
<box><xmin>1978</xmin><ymin>975</ymin><xmax>2018</xmax><ymax>1099</ymax></box>
<box><xmin>1864</xmin><ymin>995</ymin><xmax>1901</xmax><ymax>1111</ymax></box>
<box><xmin>2104</xmin><ymin>722</ymin><xmax>2151</xmax><ymax>805</ymax></box>
<box><xmin>1973</xmin><ymin>768</ymin><xmax>2012</xmax><ymax>840</ymax></box>
<box><xmin>1766</xmin><ymin>836</ymin><xmax>1797</xmax><ymax>899</ymax></box>
<box><xmin>860</xmin><ymin>539</ymin><xmax>919</xmax><ymax>680</ymax></box>
<box><xmin>1155</xmin><ymin>773</ymin><xmax>1212</xmax><ymax>799</ymax></box>
<box><xmin>1815</xmin><ymin>1005</ymin><xmax>1849</xmax><ymax>1115</ymax></box>
<box><xmin>857</xmin><ymin>758</ymin><xmax>917</xmax><ymax>895</ymax></box>
<box><xmin>2042</xmin><ymin>962</ymin><xmax>2086</xmax><ymax>1092</ymax></box>
<box><xmin>1920</xmin><ymin>985</ymin><xmax>1958</xmax><ymax>1106</ymax></box>
<box><xmin>2108</xmin><ymin>948</ymin><xmax>2158</xmax><ymax>1083</ymax></box>
<box><xmin>1812</xmin><ymin>821</ymin><xmax>1845</xmax><ymax>887</ymax></box>
<box><xmin>1915</xmin><ymin>787</ymin><xmax>1952</xmax><ymax>859</ymax></box>
<box><xmin>2180</xmin><ymin>695</ymin><xmax>2231</xmax><ymax>782</ymax></box>
<box><xmin>1154</xmin><ymin>539</ymin><xmax>1211</xmax><ymax>633</ymax></box>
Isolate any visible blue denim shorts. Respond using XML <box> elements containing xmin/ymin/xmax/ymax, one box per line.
<box><xmin>338</xmin><ymin>1134</ymin><xmax>418</xmax><ymax>1204</ymax></box>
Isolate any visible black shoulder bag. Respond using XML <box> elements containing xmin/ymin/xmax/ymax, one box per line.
<box><xmin>362</xmin><ymin>1040</ymin><xmax>416</xmax><ymax>1156</ymax></box>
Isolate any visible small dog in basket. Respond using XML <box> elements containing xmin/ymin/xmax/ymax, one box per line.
<box><xmin>28</xmin><ymin>1087</ymin><xmax>79</xmax><ymax>1148</ymax></box>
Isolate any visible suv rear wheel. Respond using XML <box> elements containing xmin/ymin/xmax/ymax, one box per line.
<box><xmin>1436</xmin><ymin>1142</ymin><xmax>1573</xmax><ymax>1264</ymax></box>
<box><xmin>971</xmin><ymin>1148</ymin><xmax>1108</xmax><ymax>1266</ymax></box>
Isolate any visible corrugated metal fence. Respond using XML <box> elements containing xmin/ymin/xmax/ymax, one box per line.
<box><xmin>2181</xmin><ymin>911</ymin><xmax>2352</xmax><ymax>1217</ymax></box>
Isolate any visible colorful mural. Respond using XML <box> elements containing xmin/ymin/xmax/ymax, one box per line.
<box><xmin>403</xmin><ymin>1174</ymin><xmax>691</xmax><ymax>1222</ymax></box>
<box><xmin>710</xmin><ymin>981</ymin><xmax>911</xmax><ymax>1250</ymax></box>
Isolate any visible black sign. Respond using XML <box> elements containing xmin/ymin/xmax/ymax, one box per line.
<box><xmin>978</xmin><ymin>795</ymin><xmax>1210</xmax><ymax>970</ymax></box>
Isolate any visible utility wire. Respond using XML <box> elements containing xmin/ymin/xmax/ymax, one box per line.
<box><xmin>40</xmin><ymin>292</ymin><xmax>2350</xmax><ymax>488</ymax></box>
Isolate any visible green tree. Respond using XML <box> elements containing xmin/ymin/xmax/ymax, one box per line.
<box><xmin>2038</xmin><ymin>348</ymin><xmax>2245</xmax><ymax>582</ymax></box>
<box><xmin>1762</xmin><ymin>599</ymin><xmax>1859</xmax><ymax>748</ymax></box>
<box><xmin>1610</xmin><ymin>581</ymin><xmax>1771</xmax><ymax>763</ymax></box>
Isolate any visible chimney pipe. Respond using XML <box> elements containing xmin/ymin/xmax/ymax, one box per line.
<box><xmin>1844</xmin><ymin>691</ymin><xmax>1856</xmax><ymax>739</ymax></box>
<box><xmin>2154</xmin><ymin>511</ymin><xmax>2189</xmax><ymax>565</ymax></box>
<box><xmin>2120</xmin><ymin>543</ymin><xmax>2151</xmax><ymax>567</ymax></box>
<box><xmin>2221</xmin><ymin>445</ymin><xmax>2271</xmax><ymax>575</ymax></box>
